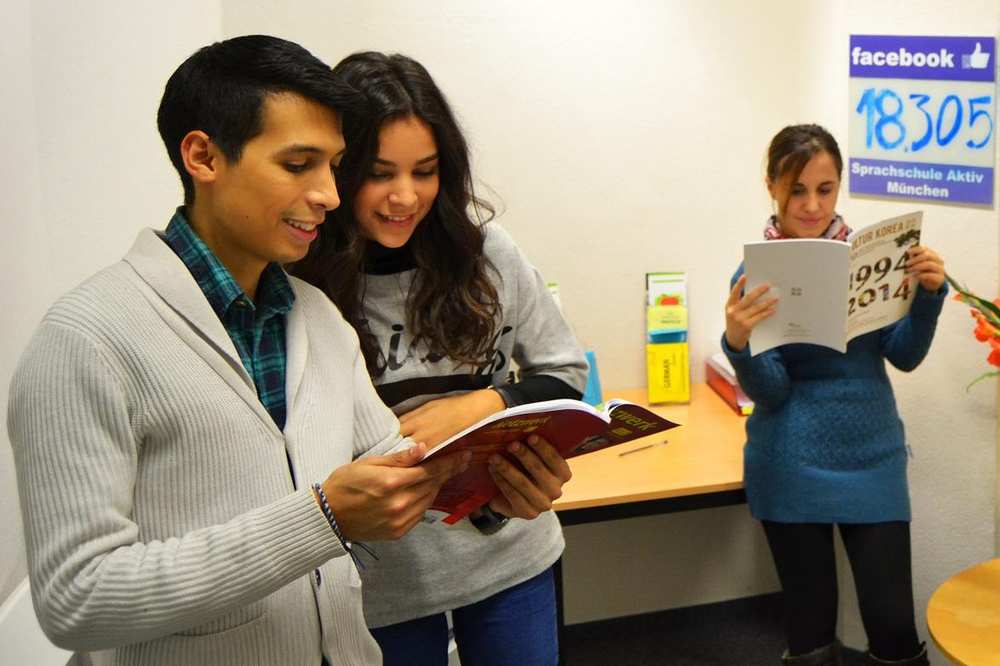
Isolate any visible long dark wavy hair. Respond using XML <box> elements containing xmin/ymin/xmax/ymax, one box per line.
<box><xmin>290</xmin><ymin>52</ymin><xmax>499</xmax><ymax>378</ymax></box>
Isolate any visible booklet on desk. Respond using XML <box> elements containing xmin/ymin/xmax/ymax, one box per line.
<box><xmin>744</xmin><ymin>211</ymin><xmax>922</xmax><ymax>355</ymax></box>
<box><xmin>706</xmin><ymin>352</ymin><xmax>754</xmax><ymax>415</ymax></box>
<box><xmin>421</xmin><ymin>398</ymin><xmax>680</xmax><ymax>524</ymax></box>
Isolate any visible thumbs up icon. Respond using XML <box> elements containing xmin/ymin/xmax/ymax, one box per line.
<box><xmin>962</xmin><ymin>42</ymin><xmax>991</xmax><ymax>69</ymax></box>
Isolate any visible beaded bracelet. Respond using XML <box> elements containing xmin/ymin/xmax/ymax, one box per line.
<box><xmin>312</xmin><ymin>483</ymin><xmax>378</xmax><ymax>570</ymax></box>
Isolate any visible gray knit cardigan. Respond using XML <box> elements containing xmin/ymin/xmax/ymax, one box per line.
<box><xmin>8</xmin><ymin>228</ymin><xmax>408</xmax><ymax>665</ymax></box>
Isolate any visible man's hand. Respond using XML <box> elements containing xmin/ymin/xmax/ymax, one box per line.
<box><xmin>398</xmin><ymin>389</ymin><xmax>505</xmax><ymax>448</ymax></box>
<box><xmin>320</xmin><ymin>445</ymin><xmax>470</xmax><ymax>541</ymax></box>
<box><xmin>487</xmin><ymin>435</ymin><xmax>572</xmax><ymax>520</ymax></box>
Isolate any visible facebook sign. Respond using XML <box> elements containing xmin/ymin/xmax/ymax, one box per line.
<box><xmin>848</xmin><ymin>35</ymin><xmax>996</xmax><ymax>205</ymax></box>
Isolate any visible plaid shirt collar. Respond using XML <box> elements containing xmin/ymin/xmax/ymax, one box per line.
<box><xmin>162</xmin><ymin>208</ymin><xmax>295</xmax><ymax>320</ymax></box>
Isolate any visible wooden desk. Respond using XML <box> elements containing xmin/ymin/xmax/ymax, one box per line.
<box><xmin>927</xmin><ymin>558</ymin><xmax>1000</xmax><ymax>665</ymax></box>
<box><xmin>554</xmin><ymin>383</ymin><xmax>747</xmax><ymax>524</ymax></box>
<box><xmin>552</xmin><ymin>383</ymin><xmax>748</xmax><ymax>661</ymax></box>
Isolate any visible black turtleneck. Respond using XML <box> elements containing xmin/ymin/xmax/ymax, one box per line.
<box><xmin>363</xmin><ymin>242</ymin><xmax>416</xmax><ymax>275</ymax></box>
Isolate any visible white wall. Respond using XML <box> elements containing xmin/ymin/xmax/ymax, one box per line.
<box><xmin>0</xmin><ymin>0</ymin><xmax>43</xmax><ymax>610</ymax></box>
<box><xmin>223</xmin><ymin>1</ymin><xmax>998</xmax><ymax>659</ymax></box>
<box><xmin>0</xmin><ymin>0</ymin><xmax>222</xmax><ymax>650</ymax></box>
<box><xmin>221</xmin><ymin>0</ymin><xmax>814</xmax><ymax>628</ymax></box>
<box><xmin>816</xmin><ymin>2</ymin><xmax>1000</xmax><ymax>656</ymax></box>
<box><xmin>223</xmin><ymin>1</ymin><xmax>824</xmax><ymax>389</ymax></box>
<box><xmin>1</xmin><ymin>2</ymin><xmax>996</xmax><ymax>663</ymax></box>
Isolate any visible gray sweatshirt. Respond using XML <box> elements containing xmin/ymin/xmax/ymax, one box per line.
<box><xmin>358</xmin><ymin>223</ymin><xmax>589</xmax><ymax>627</ymax></box>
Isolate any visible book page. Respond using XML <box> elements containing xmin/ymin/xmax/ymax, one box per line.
<box><xmin>845</xmin><ymin>212</ymin><xmax>922</xmax><ymax>342</ymax></box>
<box><xmin>744</xmin><ymin>239</ymin><xmax>850</xmax><ymax>354</ymax></box>
<box><xmin>572</xmin><ymin>400</ymin><xmax>678</xmax><ymax>453</ymax></box>
<box><xmin>421</xmin><ymin>402</ymin><xmax>610</xmax><ymax>523</ymax></box>
<box><xmin>419</xmin><ymin>397</ymin><xmax>679</xmax><ymax>523</ymax></box>
<box><xmin>421</xmin><ymin>398</ymin><xmax>599</xmax><ymax>460</ymax></box>
<box><xmin>707</xmin><ymin>352</ymin><xmax>737</xmax><ymax>383</ymax></box>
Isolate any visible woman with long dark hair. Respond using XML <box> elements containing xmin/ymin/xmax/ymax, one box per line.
<box><xmin>292</xmin><ymin>52</ymin><xmax>587</xmax><ymax>665</ymax></box>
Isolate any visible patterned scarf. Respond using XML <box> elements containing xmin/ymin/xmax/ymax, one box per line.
<box><xmin>763</xmin><ymin>214</ymin><xmax>851</xmax><ymax>241</ymax></box>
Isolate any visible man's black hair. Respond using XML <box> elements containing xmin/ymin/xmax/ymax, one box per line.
<box><xmin>157</xmin><ymin>35</ymin><xmax>363</xmax><ymax>204</ymax></box>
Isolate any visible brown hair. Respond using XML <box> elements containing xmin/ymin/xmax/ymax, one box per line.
<box><xmin>289</xmin><ymin>52</ymin><xmax>499</xmax><ymax>378</ymax></box>
<box><xmin>766</xmin><ymin>124</ymin><xmax>843</xmax><ymax>217</ymax></box>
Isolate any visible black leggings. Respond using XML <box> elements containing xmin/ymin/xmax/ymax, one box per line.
<box><xmin>761</xmin><ymin>520</ymin><xmax>921</xmax><ymax>661</ymax></box>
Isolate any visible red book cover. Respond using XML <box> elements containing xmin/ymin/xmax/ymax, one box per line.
<box><xmin>422</xmin><ymin>399</ymin><xmax>680</xmax><ymax>523</ymax></box>
<box><xmin>705</xmin><ymin>356</ymin><xmax>754</xmax><ymax>416</ymax></box>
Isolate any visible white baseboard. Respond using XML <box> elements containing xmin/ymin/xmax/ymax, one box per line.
<box><xmin>0</xmin><ymin>578</ymin><xmax>71</xmax><ymax>666</ymax></box>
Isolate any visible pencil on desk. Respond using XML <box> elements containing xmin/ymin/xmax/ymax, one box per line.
<box><xmin>619</xmin><ymin>443</ymin><xmax>654</xmax><ymax>456</ymax></box>
<box><xmin>618</xmin><ymin>438</ymin><xmax>669</xmax><ymax>456</ymax></box>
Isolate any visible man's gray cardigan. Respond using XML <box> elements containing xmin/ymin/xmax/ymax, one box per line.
<box><xmin>8</xmin><ymin>228</ymin><xmax>407</xmax><ymax>665</ymax></box>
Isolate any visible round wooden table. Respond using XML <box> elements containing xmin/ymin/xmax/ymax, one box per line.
<box><xmin>927</xmin><ymin>557</ymin><xmax>1000</xmax><ymax>665</ymax></box>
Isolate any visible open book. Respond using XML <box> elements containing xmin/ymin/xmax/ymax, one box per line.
<box><xmin>421</xmin><ymin>399</ymin><xmax>679</xmax><ymax>523</ymax></box>
<box><xmin>744</xmin><ymin>211</ymin><xmax>922</xmax><ymax>355</ymax></box>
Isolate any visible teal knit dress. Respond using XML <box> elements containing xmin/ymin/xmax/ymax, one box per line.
<box><xmin>722</xmin><ymin>265</ymin><xmax>946</xmax><ymax>523</ymax></box>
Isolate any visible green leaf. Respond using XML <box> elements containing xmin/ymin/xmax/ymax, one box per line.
<box><xmin>946</xmin><ymin>272</ymin><xmax>1000</xmax><ymax>326</ymax></box>
<box><xmin>966</xmin><ymin>370</ymin><xmax>1000</xmax><ymax>391</ymax></box>
<box><xmin>945</xmin><ymin>272</ymin><xmax>967</xmax><ymax>292</ymax></box>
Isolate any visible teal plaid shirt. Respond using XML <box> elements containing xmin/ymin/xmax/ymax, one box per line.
<box><xmin>163</xmin><ymin>209</ymin><xmax>294</xmax><ymax>430</ymax></box>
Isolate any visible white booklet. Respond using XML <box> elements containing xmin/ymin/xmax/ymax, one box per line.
<box><xmin>743</xmin><ymin>211</ymin><xmax>922</xmax><ymax>355</ymax></box>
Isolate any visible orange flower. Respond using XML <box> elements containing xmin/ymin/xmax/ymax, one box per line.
<box><xmin>988</xmin><ymin>346</ymin><xmax>1000</xmax><ymax>368</ymax></box>
<box><xmin>971</xmin><ymin>310</ymin><xmax>1000</xmax><ymax>341</ymax></box>
<box><xmin>947</xmin><ymin>273</ymin><xmax>1000</xmax><ymax>388</ymax></box>
<box><xmin>979</xmin><ymin>319</ymin><xmax>1000</xmax><ymax>367</ymax></box>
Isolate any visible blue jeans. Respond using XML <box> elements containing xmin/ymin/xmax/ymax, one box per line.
<box><xmin>370</xmin><ymin>566</ymin><xmax>558</xmax><ymax>666</ymax></box>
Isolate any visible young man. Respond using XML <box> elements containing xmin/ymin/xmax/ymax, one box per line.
<box><xmin>8</xmin><ymin>36</ymin><xmax>567</xmax><ymax>666</ymax></box>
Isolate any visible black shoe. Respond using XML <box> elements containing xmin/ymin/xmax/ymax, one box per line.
<box><xmin>782</xmin><ymin>640</ymin><xmax>843</xmax><ymax>666</ymax></box>
<box><xmin>864</xmin><ymin>642</ymin><xmax>929</xmax><ymax>665</ymax></box>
